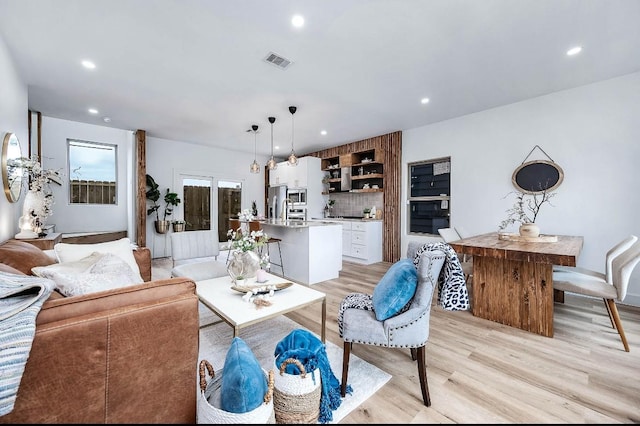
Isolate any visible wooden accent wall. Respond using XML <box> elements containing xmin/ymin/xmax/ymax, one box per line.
<box><xmin>136</xmin><ymin>130</ymin><xmax>146</xmax><ymax>247</ymax></box>
<box><xmin>305</xmin><ymin>131</ymin><xmax>402</xmax><ymax>262</ymax></box>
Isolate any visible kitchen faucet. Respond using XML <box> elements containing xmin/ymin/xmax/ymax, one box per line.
<box><xmin>281</xmin><ymin>198</ymin><xmax>291</xmax><ymax>221</ymax></box>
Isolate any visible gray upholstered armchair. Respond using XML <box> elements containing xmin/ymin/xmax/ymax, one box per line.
<box><xmin>339</xmin><ymin>241</ymin><xmax>445</xmax><ymax>406</ymax></box>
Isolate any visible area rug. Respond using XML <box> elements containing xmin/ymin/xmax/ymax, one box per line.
<box><xmin>198</xmin><ymin>305</ymin><xmax>391</xmax><ymax>424</ymax></box>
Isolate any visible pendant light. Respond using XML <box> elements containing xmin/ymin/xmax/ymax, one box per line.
<box><xmin>266</xmin><ymin>116</ymin><xmax>278</xmax><ymax>170</ymax></box>
<box><xmin>287</xmin><ymin>105</ymin><xmax>298</xmax><ymax>166</ymax></box>
<box><xmin>249</xmin><ymin>124</ymin><xmax>260</xmax><ymax>174</ymax></box>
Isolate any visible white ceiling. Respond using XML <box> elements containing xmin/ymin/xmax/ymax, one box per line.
<box><xmin>1</xmin><ymin>0</ymin><xmax>639</xmax><ymax>157</ymax></box>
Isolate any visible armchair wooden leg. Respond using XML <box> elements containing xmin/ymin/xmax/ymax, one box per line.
<box><xmin>603</xmin><ymin>298</ymin><xmax>616</xmax><ymax>329</ymax></box>
<box><xmin>410</xmin><ymin>347</ymin><xmax>417</xmax><ymax>361</ymax></box>
<box><xmin>606</xmin><ymin>299</ymin><xmax>630</xmax><ymax>352</ymax></box>
<box><xmin>416</xmin><ymin>345</ymin><xmax>431</xmax><ymax>406</ymax></box>
<box><xmin>341</xmin><ymin>341</ymin><xmax>351</xmax><ymax>397</ymax></box>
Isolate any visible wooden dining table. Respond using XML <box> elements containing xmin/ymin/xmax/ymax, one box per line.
<box><xmin>449</xmin><ymin>232</ymin><xmax>583</xmax><ymax>337</ymax></box>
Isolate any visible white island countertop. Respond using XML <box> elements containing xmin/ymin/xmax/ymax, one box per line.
<box><xmin>260</xmin><ymin>220</ymin><xmax>342</xmax><ymax>285</ymax></box>
<box><xmin>260</xmin><ymin>219</ymin><xmax>342</xmax><ymax>228</ymax></box>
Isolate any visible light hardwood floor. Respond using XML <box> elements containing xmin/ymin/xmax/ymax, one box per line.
<box><xmin>153</xmin><ymin>257</ymin><xmax>640</xmax><ymax>423</ymax></box>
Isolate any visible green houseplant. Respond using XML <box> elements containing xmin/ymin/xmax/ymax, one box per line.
<box><xmin>146</xmin><ymin>174</ymin><xmax>181</xmax><ymax>234</ymax></box>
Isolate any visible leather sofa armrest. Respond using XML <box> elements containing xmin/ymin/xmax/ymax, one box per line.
<box><xmin>133</xmin><ymin>246</ymin><xmax>152</xmax><ymax>281</ymax></box>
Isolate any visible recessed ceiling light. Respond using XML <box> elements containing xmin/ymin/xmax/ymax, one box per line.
<box><xmin>103</xmin><ymin>117</ymin><xmax>112</xmax><ymax>123</ymax></box>
<box><xmin>88</xmin><ymin>108</ymin><xmax>99</xmax><ymax>114</ymax></box>
<box><xmin>567</xmin><ymin>46</ymin><xmax>582</xmax><ymax>56</ymax></box>
<box><xmin>321</xmin><ymin>130</ymin><xmax>327</xmax><ymax>136</ymax></box>
<box><xmin>81</xmin><ymin>60</ymin><xmax>96</xmax><ymax>69</ymax></box>
<box><xmin>275</xmin><ymin>145</ymin><xmax>280</xmax><ymax>150</ymax></box>
<box><xmin>421</xmin><ymin>98</ymin><xmax>430</xmax><ymax>105</ymax></box>
<box><xmin>292</xmin><ymin>15</ymin><xmax>304</xmax><ymax>28</ymax></box>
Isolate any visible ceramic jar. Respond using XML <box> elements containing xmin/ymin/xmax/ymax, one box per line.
<box><xmin>519</xmin><ymin>222</ymin><xmax>540</xmax><ymax>238</ymax></box>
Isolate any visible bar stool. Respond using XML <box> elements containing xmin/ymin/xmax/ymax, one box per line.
<box><xmin>249</xmin><ymin>220</ymin><xmax>284</xmax><ymax>276</ymax></box>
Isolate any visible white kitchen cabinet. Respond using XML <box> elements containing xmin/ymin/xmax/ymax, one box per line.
<box><xmin>338</xmin><ymin>220</ymin><xmax>383</xmax><ymax>265</ymax></box>
<box><xmin>341</xmin><ymin>221</ymin><xmax>352</xmax><ymax>256</ymax></box>
<box><xmin>269</xmin><ymin>162</ymin><xmax>292</xmax><ymax>186</ymax></box>
<box><xmin>269</xmin><ymin>156</ymin><xmax>321</xmax><ymax>188</ymax></box>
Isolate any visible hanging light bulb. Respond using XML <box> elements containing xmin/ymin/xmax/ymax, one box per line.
<box><xmin>250</xmin><ymin>124</ymin><xmax>260</xmax><ymax>174</ymax></box>
<box><xmin>287</xmin><ymin>105</ymin><xmax>298</xmax><ymax>166</ymax></box>
<box><xmin>266</xmin><ymin>116</ymin><xmax>278</xmax><ymax>170</ymax></box>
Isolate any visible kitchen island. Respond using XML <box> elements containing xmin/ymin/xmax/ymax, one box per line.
<box><xmin>260</xmin><ymin>219</ymin><xmax>343</xmax><ymax>285</ymax></box>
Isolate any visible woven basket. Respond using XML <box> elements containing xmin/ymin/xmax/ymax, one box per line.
<box><xmin>273</xmin><ymin>358</ymin><xmax>322</xmax><ymax>424</ymax></box>
<box><xmin>197</xmin><ymin>359</ymin><xmax>275</xmax><ymax>424</ymax></box>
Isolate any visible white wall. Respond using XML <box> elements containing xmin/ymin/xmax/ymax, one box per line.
<box><xmin>0</xmin><ymin>35</ymin><xmax>28</xmax><ymax>242</ymax></box>
<box><xmin>402</xmin><ymin>72</ymin><xmax>640</xmax><ymax>306</ymax></box>
<box><xmin>145</xmin><ymin>136</ymin><xmax>267</xmax><ymax>258</ymax></box>
<box><xmin>40</xmin><ymin>117</ymin><xmax>135</xmax><ymax>237</ymax></box>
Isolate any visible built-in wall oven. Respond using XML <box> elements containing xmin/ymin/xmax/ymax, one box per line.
<box><xmin>287</xmin><ymin>207</ymin><xmax>307</xmax><ymax>221</ymax></box>
<box><xmin>287</xmin><ymin>188</ymin><xmax>307</xmax><ymax>206</ymax></box>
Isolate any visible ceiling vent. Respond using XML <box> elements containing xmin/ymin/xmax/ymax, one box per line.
<box><xmin>264</xmin><ymin>52</ymin><xmax>293</xmax><ymax>70</ymax></box>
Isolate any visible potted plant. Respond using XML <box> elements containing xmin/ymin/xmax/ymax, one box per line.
<box><xmin>363</xmin><ymin>207</ymin><xmax>371</xmax><ymax>219</ymax></box>
<box><xmin>498</xmin><ymin>189</ymin><xmax>556</xmax><ymax>237</ymax></box>
<box><xmin>172</xmin><ymin>220</ymin><xmax>186</xmax><ymax>232</ymax></box>
<box><xmin>146</xmin><ymin>174</ymin><xmax>181</xmax><ymax>234</ymax></box>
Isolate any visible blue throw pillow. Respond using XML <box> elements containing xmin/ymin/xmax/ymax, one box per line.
<box><xmin>220</xmin><ymin>337</ymin><xmax>267</xmax><ymax>413</ymax></box>
<box><xmin>372</xmin><ymin>258</ymin><xmax>418</xmax><ymax>321</ymax></box>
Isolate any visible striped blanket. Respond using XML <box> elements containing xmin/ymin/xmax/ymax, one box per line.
<box><xmin>0</xmin><ymin>272</ymin><xmax>55</xmax><ymax>416</ymax></box>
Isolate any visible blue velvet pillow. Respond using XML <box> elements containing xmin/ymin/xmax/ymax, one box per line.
<box><xmin>372</xmin><ymin>258</ymin><xmax>418</xmax><ymax>321</ymax></box>
<box><xmin>220</xmin><ymin>337</ymin><xmax>267</xmax><ymax>413</ymax></box>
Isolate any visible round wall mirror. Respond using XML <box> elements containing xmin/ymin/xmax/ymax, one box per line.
<box><xmin>512</xmin><ymin>160</ymin><xmax>564</xmax><ymax>194</ymax></box>
<box><xmin>2</xmin><ymin>132</ymin><xmax>24</xmax><ymax>203</ymax></box>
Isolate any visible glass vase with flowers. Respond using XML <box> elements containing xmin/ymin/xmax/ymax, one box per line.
<box><xmin>226</xmin><ymin>227</ymin><xmax>269</xmax><ymax>282</ymax></box>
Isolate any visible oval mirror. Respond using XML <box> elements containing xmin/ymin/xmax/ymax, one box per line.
<box><xmin>2</xmin><ymin>132</ymin><xmax>24</xmax><ymax>203</ymax></box>
<box><xmin>512</xmin><ymin>160</ymin><xmax>564</xmax><ymax>194</ymax></box>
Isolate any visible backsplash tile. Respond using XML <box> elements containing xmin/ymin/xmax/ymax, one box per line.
<box><xmin>327</xmin><ymin>192</ymin><xmax>383</xmax><ymax>218</ymax></box>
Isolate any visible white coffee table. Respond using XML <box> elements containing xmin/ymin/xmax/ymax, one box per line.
<box><xmin>196</xmin><ymin>272</ymin><xmax>326</xmax><ymax>342</ymax></box>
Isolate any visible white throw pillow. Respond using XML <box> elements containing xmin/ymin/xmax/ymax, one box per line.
<box><xmin>53</xmin><ymin>238</ymin><xmax>143</xmax><ymax>283</ymax></box>
<box><xmin>31</xmin><ymin>252</ymin><xmax>103</xmax><ymax>278</ymax></box>
<box><xmin>37</xmin><ymin>253</ymin><xmax>141</xmax><ymax>297</ymax></box>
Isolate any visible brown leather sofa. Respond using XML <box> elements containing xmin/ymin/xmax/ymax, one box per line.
<box><xmin>0</xmin><ymin>240</ymin><xmax>199</xmax><ymax>423</ymax></box>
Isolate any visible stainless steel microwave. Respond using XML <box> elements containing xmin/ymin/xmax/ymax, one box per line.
<box><xmin>287</xmin><ymin>188</ymin><xmax>307</xmax><ymax>206</ymax></box>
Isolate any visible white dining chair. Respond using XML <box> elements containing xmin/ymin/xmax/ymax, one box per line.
<box><xmin>553</xmin><ymin>239</ymin><xmax>640</xmax><ymax>352</ymax></box>
<box><xmin>554</xmin><ymin>235</ymin><xmax>637</xmax><ymax>283</ymax></box>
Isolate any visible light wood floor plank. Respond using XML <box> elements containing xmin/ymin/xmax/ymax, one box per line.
<box><xmin>153</xmin><ymin>257</ymin><xmax>640</xmax><ymax>423</ymax></box>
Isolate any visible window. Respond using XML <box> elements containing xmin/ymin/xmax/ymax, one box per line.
<box><xmin>182</xmin><ymin>177</ymin><xmax>212</xmax><ymax>231</ymax></box>
<box><xmin>68</xmin><ymin>139</ymin><xmax>117</xmax><ymax>204</ymax></box>
<box><xmin>217</xmin><ymin>180</ymin><xmax>242</xmax><ymax>242</ymax></box>
<box><xmin>408</xmin><ymin>157</ymin><xmax>451</xmax><ymax>235</ymax></box>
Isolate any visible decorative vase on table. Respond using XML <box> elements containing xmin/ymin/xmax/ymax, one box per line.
<box><xmin>14</xmin><ymin>190</ymin><xmax>46</xmax><ymax>239</ymax></box>
<box><xmin>519</xmin><ymin>222</ymin><xmax>540</xmax><ymax>238</ymax></box>
<box><xmin>227</xmin><ymin>250</ymin><xmax>261</xmax><ymax>283</ymax></box>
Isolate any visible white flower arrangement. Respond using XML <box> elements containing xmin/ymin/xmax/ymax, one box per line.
<box><xmin>13</xmin><ymin>155</ymin><xmax>62</xmax><ymax>224</ymax></box>
<box><xmin>227</xmin><ymin>228</ymin><xmax>269</xmax><ymax>252</ymax></box>
<box><xmin>237</xmin><ymin>208</ymin><xmax>255</xmax><ymax>222</ymax></box>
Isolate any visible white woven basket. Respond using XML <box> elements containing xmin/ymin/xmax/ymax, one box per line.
<box><xmin>273</xmin><ymin>358</ymin><xmax>322</xmax><ymax>424</ymax></box>
<box><xmin>197</xmin><ymin>359</ymin><xmax>275</xmax><ymax>424</ymax></box>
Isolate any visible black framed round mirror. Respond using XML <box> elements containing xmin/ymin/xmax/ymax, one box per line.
<box><xmin>512</xmin><ymin>160</ymin><xmax>564</xmax><ymax>194</ymax></box>
<box><xmin>2</xmin><ymin>132</ymin><xmax>23</xmax><ymax>203</ymax></box>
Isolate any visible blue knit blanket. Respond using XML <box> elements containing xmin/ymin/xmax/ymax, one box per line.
<box><xmin>0</xmin><ymin>272</ymin><xmax>55</xmax><ymax>416</ymax></box>
<box><xmin>274</xmin><ymin>329</ymin><xmax>352</xmax><ymax>424</ymax></box>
